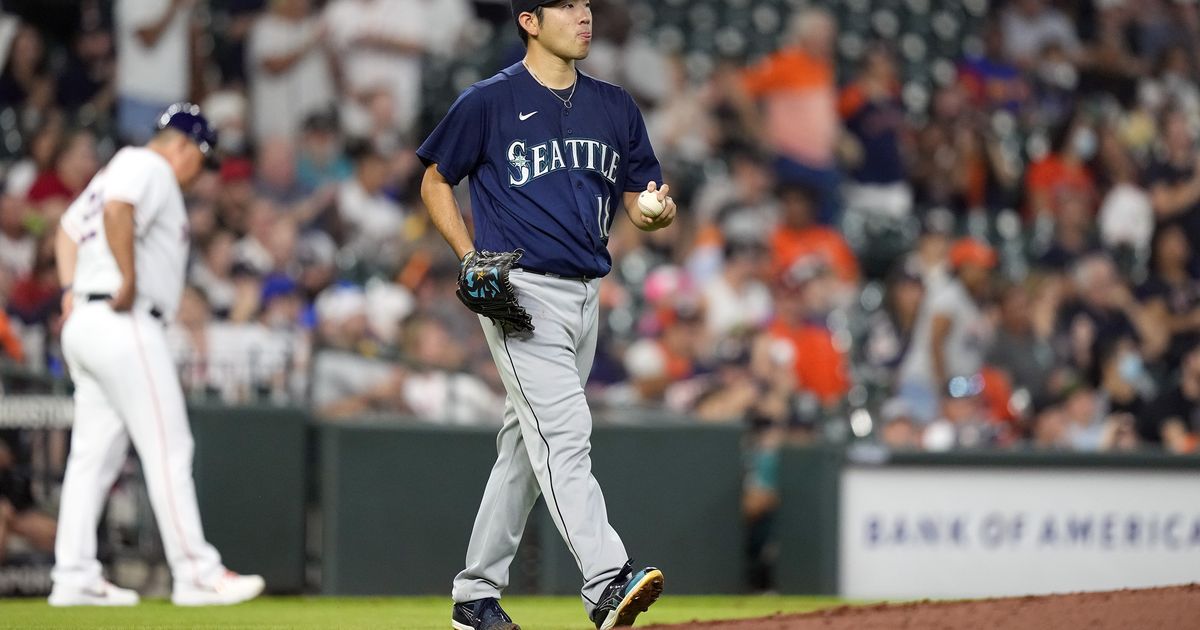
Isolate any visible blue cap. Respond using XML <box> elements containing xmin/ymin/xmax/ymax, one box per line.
<box><xmin>156</xmin><ymin>102</ymin><xmax>217</xmax><ymax>156</ymax></box>
<box><xmin>512</xmin><ymin>0</ymin><xmax>556</xmax><ymax>23</ymax></box>
<box><xmin>261</xmin><ymin>273</ymin><xmax>299</xmax><ymax>306</ymax></box>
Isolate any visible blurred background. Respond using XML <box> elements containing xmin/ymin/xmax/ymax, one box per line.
<box><xmin>2</xmin><ymin>0</ymin><xmax>1200</xmax><ymax>602</ymax></box>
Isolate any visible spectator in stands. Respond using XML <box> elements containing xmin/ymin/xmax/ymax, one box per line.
<box><xmin>1000</xmin><ymin>0</ymin><xmax>1082</xmax><ymax>71</ymax></box>
<box><xmin>839</xmin><ymin>45</ymin><xmax>912</xmax><ymax>221</ymax></box>
<box><xmin>0</xmin><ymin>24</ymin><xmax>52</xmax><ymax>114</ymax></box>
<box><xmin>323</xmin><ymin>0</ymin><xmax>469</xmax><ymax>138</ymax></box>
<box><xmin>897</xmin><ymin>238</ymin><xmax>997</xmax><ymax>423</ymax></box>
<box><xmin>1078</xmin><ymin>0</ymin><xmax>1146</xmax><ymax>102</ymax></box>
<box><xmin>616</xmin><ymin>337</ymin><xmax>672</xmax><ymax>407</ymax></box>
<box><xmin>257</xmin><ymin>273</ymin><xmax>311</xmax><ymax>400</ymax></box>
<box><xmin>0</xmin><ymin>309</ymin><xmax>23</xmax><ymax>364</ymax></box>
<box><xmin>1058</xmin><ymin>254</ymin><xmax>1166</xmax><ymax>373</ymax></box>
<box><xmin>208</xmin><ymin>0</ymin><xmax>265</xmax><ymax>88</ymax></box>
<box><xmin>908</xmin><ymin>210</ymin><xmax>954</xmax><ymax>296</ymax></box>
<box><xmin>769</xmin><ymin>183</ymin><xmax>858</xmax><ymax>286</ymax></box>
<box><xmin>0</xmin><ymin>195</ymin><xmax>34</xmax><ymax>280</ymax></box>
<box><xmin>310</xmin><ymin>285</ymin><xmax>402</xmax><ymax>417</ymax></box>
<box><xmin>988</xmin><ymin>280</ymin><xmax>1062</xmax><ymax>408</ymax></box>
<box><xmin>296</xmin><ymin>112</ymin><xmax>353</xmax><ymax>191</ymax></box>
<box><xmin>766</xmin><ymin>260</ymin><xmax>850</xmax><ymax>408</ymax></box>
<box><xmin>1143</xmin><ymin>45</ymin><xmax>1200</xmax><ymax>124</ymax></box>
<box><xmin>862</xmin><ymin>261</ymin><xmax>925</xmax><ymax>381</ymax></box>
<box><xmin>114</xmin><ymin>0</ymin><xmax>195</xmax><ymax>144</ymax></box>
<box><xmin>692</xmin><ymin>145</ymin><xmax>778</xmax><ymax>241</ymax></box>
<box><xmin>655</xmin><ymin>298</ymin><xmax>706</xmax><ymax>387</ymax></box>
<box><xmin>702</xmin><ymin>238</ymin><xmax>772</xmax><ymax>339</ymax></box>
<box><xmin>234</xmin><ymin>198</ymin><xmax>281</xmax><ymax>275</ymax></box>
<box><xmin>877</xmin><ymin>398</ymin><xmax>922</xmax><ymax>450</ymax></box>
<box><xmin>4</xmin><ymin>116</ymin><xmax>63</xmax><ymax>201</ymax></box>
<box><xmin>738</xmin><ymin>8</ymin><xmax>841</xmax><ymax>223</ymax></box>
<box><xmin>26</xmin><ymin>130</ymin><xmax>99</xmax><ymax>218</ymax></box>
<box><xmin>0</xmin><ymin>432</ymin><xmax>56</xmax><ymax>565</ymax></box>
<box><xmin>168</xmin><ymin>285</ymin><xmax>218</xmax><ymax>399</ymax></box>
<box><xmin>911</xmin><ymin>86</ymin><xmax>996</xmax><ymax>214</ymax></box>
<box><xmin>395</xmin><ymin>314</ymin><xmax>503</xmax><ymax>426</ymax></box>
<box><xmin>1085</xmin><ymin>334</ymin><xmax>1153</xmax><ymax>451</ymax></box>
<box><xmin>959</xmin><ymin>20</ymin><xmax>1028</xmax><ymax>113</ymax></box>
<box><xmin>202</xmin><ymin>89</ymin><xmax>252</xmax><ymax>158</ymax></box>
<box><xmin>1138</xmin><ymin>224</ymin><xmax>1200</xmax><ymax>367</ymax></box>
<box><xmin>336</xmin><ymin>139</ymin><xmax>406</xmax><ymax>272</ymax></box>
<box><xmin>1025</xmin><ymin>115</ymin><xmax>1098</xmax><ymax>222</ymax></box>
<box><xmin>7</xmin><ymin>239</ymin><xmax>60</xmax><ymax>325</ymax></box>
<box><xmin>689</xmin><ymin>337</ymin><xmax>762</xmax><ymax>423</ymax></box>
<box><xmin>215</xmin><ymin>156</ymin><xmax>256</xmax><ymax>234</ymax></box>
<box><xmin>645</xmin><ymin>56</ymin><xmax>717</xmax><ymax>164</ymax></box>
<box><xmin>1033</xmin><ymin>186</ymin><xmax>1101</xmax><ymax>271</ymax></box>
<box><xmin>688</xmin><ymin>146</ymin><xmax>778</xmax><ymax>284</ymax></box>
<box><xmin>922</xmin><ymin>374</ymin><xmax>1001</xmax><ymax>451</ymax></box>
<box><xmin>55</xmin><ymin>7</ymin><xmax>115</xmax><ymax>116</ymax></box>
<box><xmin>1146</xmin><ymin>107</ymin><xmax>1200</xmax><ymax>272</ymax></box>
<box><xmin>1140</xmin><ymin>342</ymin><xmax>1200</xmax><ymax>453</ymax></box>
<box><xmin>255</xmin><ymin>136</ymin><xmax>336</xmax><ymax>226</ymax></box>
<box><xmin>1097</xmin><ymin>124</ymin><xmax>1154</xmax><ymax>259</ymax></box>
<box><xmin>190</xmin><ymin>231</ymin><xmax>238</xmax><ymax>318</ymax></box>
<box><xmin>248</xmin><ymin>0</ymin><xmax>334</xmax><ymax>143</ymax></box>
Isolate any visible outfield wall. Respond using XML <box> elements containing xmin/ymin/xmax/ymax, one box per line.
<box><xmin>130</xmin><ymin>408</ymin><xmax>1200</xmax><ymax>598</ymax></box>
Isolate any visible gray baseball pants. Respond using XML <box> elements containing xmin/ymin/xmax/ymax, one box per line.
<box><xmin>451</xmin><ymin>270</ymin><xmax>628</xmax><ymax>613</ymax></box>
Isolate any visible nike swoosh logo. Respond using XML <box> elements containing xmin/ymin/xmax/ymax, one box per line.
<box><xmin>519</xmin><ymin>111</ymin><xmax>538</xmax><ymax>121</ymax></box>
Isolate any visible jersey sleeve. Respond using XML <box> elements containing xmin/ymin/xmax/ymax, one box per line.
<box><xmin>623</xmin><ymin>91</ymin><xmax>663</xmax><ymax>193</ymax></box>
<box><xmin>59</xmin><ymin>202</ymin><xmax>87</xmax><ymax>243</ymax></box>
<box><xmin>102</xmin><ymin>151</ymin><xmax>159</xmax><ymax>235</ymax></box>
<box><xmin>416</xmin><ymin>86</ymin><xmax>487</xmax><ymax>186</ymax></box>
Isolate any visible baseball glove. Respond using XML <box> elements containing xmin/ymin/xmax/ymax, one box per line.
<box><xmin>457</xmin><ymin>249</ymin><xmax>534</xmax><ymax>335</ymax></box>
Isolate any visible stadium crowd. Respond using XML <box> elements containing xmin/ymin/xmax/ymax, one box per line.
<box><xmin>0</xmin><ymin>0</ymin><xmax>1198</xmax><ymax>464</ymax></box>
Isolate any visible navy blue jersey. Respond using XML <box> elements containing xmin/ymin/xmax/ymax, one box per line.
<box><xmin>417</xmin><ymin>62</ymin><xmax>662</xmax><ymax>278</ymax></box>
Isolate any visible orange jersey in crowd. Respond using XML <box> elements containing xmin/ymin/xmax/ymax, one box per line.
<box><xmin>768</xmin><ymin>320</ymin><xmax>850</xmax><ymax>405</ymax></box>
<box><xmin>1024</xmin><ymin>154</ymin><xmax>1096</xmax><ymax>218</ymax></box>
<box><xmin>770</xmin><ymin>226</ymin><xmax>860</xmax><ymax>283</ymax></box>
<box><xmin>0</xmin><ymin>311</ymin><xmax>25</xmax><ymax>363</ymax></box>
<box><xmin>742</xmin><ymin>48</ymin><xmax>838</xmax><ymax>167</ymax></box>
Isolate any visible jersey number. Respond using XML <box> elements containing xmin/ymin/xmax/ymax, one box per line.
<box><xmin>596</xmin><ymin>195</ymin><xmax>612</xmax><ymax>241</ymax></box>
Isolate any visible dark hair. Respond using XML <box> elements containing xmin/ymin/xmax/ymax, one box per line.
<box><xmin>344</xmin><ymin>137</ymin><xmax>380</xmax><ymax>163</ymax></box>
<box><xmin>517</xmin><ymin>7</ymin><xmax>545</xmax><ymax>45</ymax></box>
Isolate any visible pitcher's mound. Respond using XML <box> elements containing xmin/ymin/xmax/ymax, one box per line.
<box><xmin>649</xmin><ymin>584</ymin><xmax>1200</xmax><ymax>629</ymax></box>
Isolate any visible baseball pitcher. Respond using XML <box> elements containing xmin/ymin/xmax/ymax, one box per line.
<box><xmin>418</xmin><ymin>2</ymin><xmax>677</xmax><ymax>629</ymax></box>
<box><xmin>50</xmin><ymin>104</ymin><xmax>264</xmax><ymax>607</ymax></box>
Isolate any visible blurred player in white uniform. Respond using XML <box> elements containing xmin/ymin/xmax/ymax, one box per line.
<box><xmin>50</xmin><ymin>103</ymin><xmax>265</xmax><ymax>607</ymax></box>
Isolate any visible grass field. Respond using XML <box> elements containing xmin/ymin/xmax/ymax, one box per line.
<box><xmin>0</xmin><ymin>595</ymin><xmax>842</xmax><ymax>629</ymax></box>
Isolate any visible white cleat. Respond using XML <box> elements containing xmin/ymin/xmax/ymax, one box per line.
<box><xmin>48</xmin><ymin>580</ymin><xmax>141</xmax><ymax>607</ymax></box>
<box><xmin>172</xmin><ymin>571</ymin><xmax>265</xmax><ymax>606</ymax></box>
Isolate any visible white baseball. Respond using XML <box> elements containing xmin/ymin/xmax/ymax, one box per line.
<box><xmin>638</xmin><ymin>190</ymin><xmax>665</xmax><ymax>218</ymax></box>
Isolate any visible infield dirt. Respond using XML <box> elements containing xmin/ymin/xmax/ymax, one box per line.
<box><xmin>648</xmin><ymin>583</ymin><xmax>1200</xmax><ymax>629</ymax></box>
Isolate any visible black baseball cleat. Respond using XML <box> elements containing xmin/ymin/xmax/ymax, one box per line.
<box><xmin>451</xmin><ymin>598</ymin><xmax>520</xmax><ymax>630</ymax></box>
<box><xmin>590</xmin><ymin>561</ymin><xmax>665</xmax><ymax>629</ymax></box>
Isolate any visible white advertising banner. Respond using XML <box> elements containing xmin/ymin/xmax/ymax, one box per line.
<box><xmin>840</xmin><ymin>466</ymin><xmax>1200</xmax><ymax>599</ymax></box>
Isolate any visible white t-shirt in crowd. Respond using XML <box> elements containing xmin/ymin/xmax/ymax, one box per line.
<box><xmin>323</xmin><ymin>0</ymin><xmax>423</xmax><ymax>132</ymax></box>
<box><xmin>167</xmin><ymin>322</ymin><xmax>300</xmax><ymax>404</ymax></box>
<box><xmin>337</xmin><ymin>177</ymin><xmax>404</xmax><ymax>255</ymax></box>
<box><xmin>60</xmin><ymin>147</ymin><xmax>189</xmax><ymax>320</ymax></box>
<box><xmin>0</xmin><ymin>232</ymin><xmax>35</xmax><ymax>278</ymax></box>
<box><xmin>703</xmin><ymin>275</ymin><xmax>773</xmax><ymax>338</ymax></box>
<box><xmin>323</xmin><ymin>0</ymin><xmax>470</xmax><ymax>133</ymax></box>
<box><xmin>1001</xmin><ymin>7</ymin><xmax>1080</xmax><ymax>62</ymax></box>
<box><xmin>115</xmin><ymin>0</ymin><xmax>191</xmax><ymax>103</ymax></box>
<box><xmin>898</xmin><ymin>279</ymin><xmax>994</xmax><ymax>389</ymax></box>
<box><xmin>248</xmin><ymin>13</ymin><xmax>335</xmax><ymax>142</ymax></box>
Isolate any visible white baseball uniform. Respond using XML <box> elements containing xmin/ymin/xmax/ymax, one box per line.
<box><xmin>53</xmin><ymin>147</ymin><xmax>225</xmax><ymax>591</ymax></box>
